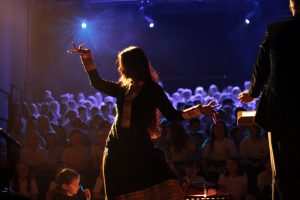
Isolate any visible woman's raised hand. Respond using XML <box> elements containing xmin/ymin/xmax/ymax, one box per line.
<box><xmin>67</xmin><ymin>42</ymin><xmax>96</xmax><ymax>72</ymax></box>
<box><xmin>67</xmin><ymin>42</ymin><xmax>90</xmax><ymax>55</ymax></box>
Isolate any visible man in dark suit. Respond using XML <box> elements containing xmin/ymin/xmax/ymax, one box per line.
<box><xmin>238</xmin><ymin>0</ymin><xmax>300</xmax><ymax>199</ymax></box>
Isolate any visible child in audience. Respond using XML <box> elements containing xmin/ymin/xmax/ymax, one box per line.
<box><xmin>202</xmin><ymin>120</ymin><xmax>236</xmax><ymax>182</ymax></box>
<box><xmin>9</xmin><ymin>161</ymin><xmax>38</xmax><ymax>199</ymax></box>
<box><xmin>218</xmin><ymin>157</ymin><xmax>248</xmax><ymax>200</ymax></box>
<box><xmin>53</xmin><ymin>168</ymin><xmax>91</xmax><ymax>200</ymax></box>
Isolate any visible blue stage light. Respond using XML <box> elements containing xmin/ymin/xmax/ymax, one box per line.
<box><xmin>245</xmin><ymin>19</ymin><xmax>250</xmax><ymax>24</ymax></box>
<box><xmin>149</xmin><ymin>22</ymin><xmax>155</xmax><ymax>28</ymax></box>
<box><xmin>81</xmin><ymin>22</ymin><xmax>87</xmax><ymax>29</ymax></box>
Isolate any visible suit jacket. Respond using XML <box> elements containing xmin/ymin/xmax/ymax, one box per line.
<box><xmin>249</xmin><ymin>14</ymin><xmax>300</xmax><ymax>132</ymax></box>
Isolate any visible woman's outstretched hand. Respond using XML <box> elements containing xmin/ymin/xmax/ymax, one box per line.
<box><xmin>67</xmin><ymin>42</ymin><xmax>90</xmax><ymax>55</ymax></box>
<box><xmin>67</xmin><ymin>42</ymin><xmax>96</xmax><ymax>72</ymax></box>
<box><xmin>199</xmin><ymin>100</ymin><xmax>220</xmax><ymax>124</ymax></box>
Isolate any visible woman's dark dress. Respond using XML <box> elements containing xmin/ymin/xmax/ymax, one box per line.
<box><xmin>88</xmin><ymin>70</ymin><xmax>184</xmax><ymax>198</ymax></box>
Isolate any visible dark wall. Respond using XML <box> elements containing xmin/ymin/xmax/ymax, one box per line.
<box><xmin>0</xmin><ymin>0</ymin><xmax>30</xmax><ymax>130</ymax></box>
<box><xmin>30</xmin><ymin>2</ymin><xmax>290</xmax><ymax>98</ymax></box>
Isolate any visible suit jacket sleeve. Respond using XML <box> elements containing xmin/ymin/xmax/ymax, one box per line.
<box><xmin>249</xmin><ymin>29</ymin><xmax>271</xmax><ymax>98</ymax></box>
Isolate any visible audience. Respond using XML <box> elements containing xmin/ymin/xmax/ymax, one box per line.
<box><xmin>2</xmin><ymin>82</ymin><xmax>266</xmax><ymax>199</ymax></box>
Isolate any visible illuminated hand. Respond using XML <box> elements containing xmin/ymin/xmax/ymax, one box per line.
<box><xmin>67</xmin><ymin>42</ymin><xmax>96</xmax><ymax>72</ymax></box>
<box><xmin>238</xmin><ymin>90</ymin><xmax>255</xmax><ymax>104</ymax></box>
<box><xmin>199</xmin><ymin>100</ymin><xmax>220</xmax><ymax>124</ymax></box>
<box><xmin>67</xmin><ymin>42</ymin><xmax>90</xmax><ymax>55</ymax></box>
<box><xmin>84</xmin><ymin>189</ymin><xmax>91</xmax><ymax>200</ymax></box>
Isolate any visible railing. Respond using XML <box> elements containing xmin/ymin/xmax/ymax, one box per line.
<box><xmin>0</xmin><ymin>83</ymin><xmax>24</xmax><ymax>132</ymax></box>
<box><xmin>0</xmin><ymin>88</ymin><xmax>10</xmax><ymax>131</ymax></box>
<box><xmin>0</xmin><ymin>128</ymin><xmax>22</xmax><ymax>191</ymax></box>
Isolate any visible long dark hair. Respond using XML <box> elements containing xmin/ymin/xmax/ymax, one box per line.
<box><xmin>118</xmin><ymin>46</ymin><xmax>158</xmax><ymax>87</ymax></box>
<box><xmin>117</xmin><ymin>46</ymin><xmax>160</xmax><ymax>139</ymax></box>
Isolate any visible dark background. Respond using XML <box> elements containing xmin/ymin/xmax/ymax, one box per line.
<box><xmin>30</xmin><ymin>0</ymin><xmax>290</xmax><ymax>97</ymax></box>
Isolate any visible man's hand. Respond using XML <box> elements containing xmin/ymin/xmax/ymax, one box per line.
<box><xmin>199</xmin><ymin>100</ymin><xmax>220</xmax><ymax>124</ymax></box>
<box><xmin>238</xmin><ymin>90</ymin><xmax>255</xmax><ymax>104</ymax></box>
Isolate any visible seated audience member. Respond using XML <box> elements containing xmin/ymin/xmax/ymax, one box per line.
<box><xmin>61</xmin><ymin>129</ymin><xmax>91</xmax><ymax>173</ymax></box>
<box><xmin>9</xmin><ymin>161</ymin><xmax>39</xmax><ymax>200</ymax></box>
<box><xmin>53</xmin><ymin>168</ymin><xmax>91</xmax><ymax>200</ymax></box>
<box><xmin>202</xmin><ymin>120</ymin><xmax>236</xmax><ymax>182</ymax></box>
<box><xmin>239</xmin><ymin>124</ymin><xmax>268</xmax><ymax>195</ymax></box>
<box><xmin>20</xmin><ymin>131</ymin><xmax>49</xmax><ymax>173</ymax></box>
<box><xmin>218</xmin><ymin>157</ymin><xmax>248</xmax><ymax>200</ymax></box>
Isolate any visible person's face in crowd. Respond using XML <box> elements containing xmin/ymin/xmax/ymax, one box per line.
<box><xmin>71</xmin><ymin>132</ymin><xmax>82</xmax><ymax>147</ymax></box>
<box><xmin>172</xmin><ymin>92</ymin><xmax>181</xmax><ymax>101</ymax></box>
<box><xmin>17</xmin><ymin>162</ymin><xmax>29</xmax><ymax>179</ymax></box>
<box><xmin>67</xmin><ymin>111</ymin><xmax>77</xmax><ymax>121</ymax></box>
<box><xmin>77</xmin><ymin>93</ymin><xmax>85</xmax><ymax>102</ymax></box>
<box><xmin>105</xmin><ymin>102</ymin><xmax>114</xmax><ymax>112</ymax></box>
<box><xmin>63</xmin><ymin>177</ymin><xmax>80</xmax><ymax>197</ymax></box>
<box><xmin>101</xmin><ymin>105</ymin><xmax>110</xmax><ymax>116</ymax></box>
<box><xmin>182</xmin><ymin>90</ymin><xmax>192</xmax><ymax>100</ymax></box>
<box><xmin>30</xmin><ymin>103</ymin><xmax>38</xmax><ymax>112</ymax></box>
<box><xmin>41</xmin><ymin>104</ymin><xmax>49</xmax><ymax>115</ymax></box>
<box><xmin>68</xmin><ymin>101</ymin><xmax>76</xmax><ymax>110</ymax></box>
<box><xmin>50</xmin><ymin>102</ymin><xmax>59</xmax><ymax>113</ymax></box>
<box><xmin>209</xmin><ymin>85</ymin><xmax>218</xmax><ymax>95</ymax></box>
<box><xmin>226</xmin><ymin>159</ymin><xmax>238</xmax><ymax>175</ymax></box>
<box><xmin>90</xmin><ymin>108</ymin><xmax>100</xmax><ymax>117</ymax></box>
<box><xmin>244</xmin><ymin>81</ymin><xmax>250</xmax><ymax>90</ymax></box>
<box><xmin>90</xmin><ymin>119</ymin><xmax>99</xmax><ymax>130</ymax></box>
<box><xmin>44</xmin><ymin>90</ymin><xmax>52</xmax><ymax>98</ymax></box>
<box><xmin>213</xmin><ymin>122</ymin><xmax>225</xmax><ymax>139</ymax></box>
<box><xmin>72</xmin><ymin>118</ymin><xmax>82</xmax><ymax>128</ymax></box>
<box><xmin>78</xmin><ymin>108</ymin><xmax>87</xmax><ymax>119</ymax></box>
<box><xmin>60</xmin><ymin>103</ymin><xmax>68</xmax><ymax>115</ymax></box>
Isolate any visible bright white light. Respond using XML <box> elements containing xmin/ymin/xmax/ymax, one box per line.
<box><xmin>81</xmin><ymin>22</ymin><xmax>87</xmax><ymax>29</ymax></box>
<box><xmin>149</xmin><ymin>22</ymin><xmax>155</xmax><ymax>28</ymax></box>
<box><xmin>245</xmin><ymin>19</ymin><xmax>250</xmax><ymax>24</ymax></box>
